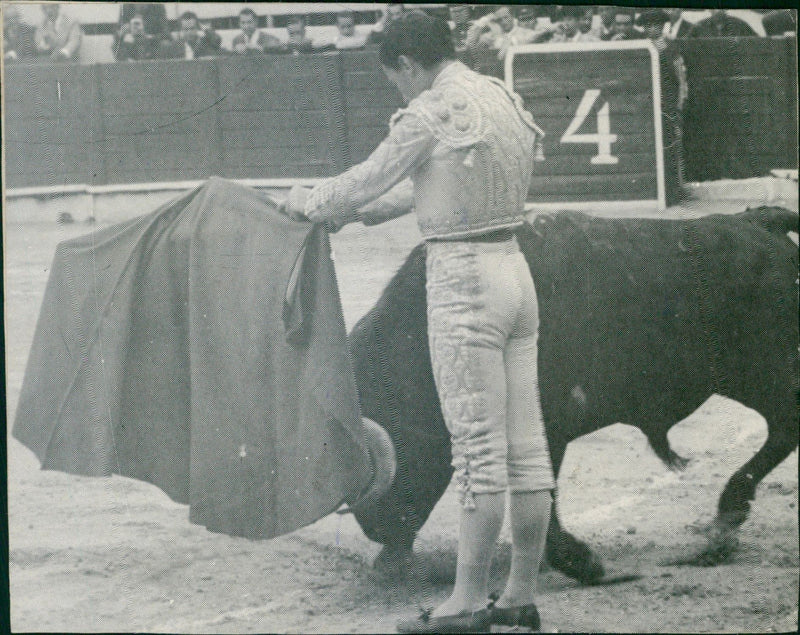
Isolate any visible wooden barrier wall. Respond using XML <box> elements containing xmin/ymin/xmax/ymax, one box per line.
<box><xmin>4</xmin><ymin>64</ymin><xmax>98</xmax><ymax>188</ymax></box>
<box><xmin>680</xmin><ymin>36</ymin><xmax>798</xmax><ymax>181</ymax></box>
<box><xmin>97</xmin><ymin>60</ymin><xmax>219</xmax><ymax>184</ymax></box>
<box><xmin>3</xmin><ymin>39</ymin><xmax>797</xmax><ymax>191</ymax></box>
<box><xmin>340</xmin><ymin>51</ymin><xmax>403</xmax><ymax>166</ymax></box>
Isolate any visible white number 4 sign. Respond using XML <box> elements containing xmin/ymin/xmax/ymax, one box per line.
<box><xmin>560</xmin><ymin>89</ymin><xmax>618</xmax><ymax>165</ymax></box>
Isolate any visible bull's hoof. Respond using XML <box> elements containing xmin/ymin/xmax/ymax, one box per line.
<box><xmin>546</xmin><ymin>534</ymin><xmax>606</xmax><ymax>585</ymax></box>
<box><xmin>583</xmin><ymin>569</ymin><xmax>643</xmax><ymax>586</ymax></box>
<box><xmin>693</xmin><ymin>534</ymin><xmax>740</xmax><ymax>566</ymax></box>
<box><xmin>373</xmin><ymin>544</ymin><xmax>414</xmax><ymax>580</ymax></box>
<box><xmin>374</xmin><ymin>545</ymin><xmax>459</xmax><ymax>586</ymax></box>
<box><xmin>660</xmin><ymin>535</ymin><xmax>739</xmax><ymax>567</ymax></box>
<box><xmin>667</xmin><ymin>449</ymin><xmax>690</xmax><ymax>472</ymax></box>
<box><xmin>660</xmin><ymin>517</ymin><xmax>741</xmax><ymax>567</ymax></box>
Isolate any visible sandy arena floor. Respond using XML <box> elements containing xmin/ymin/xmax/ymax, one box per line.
<box><xmin>5</xmin><ymin>206</ymin><xmax>798</xmax><ymax>633</ymax></box>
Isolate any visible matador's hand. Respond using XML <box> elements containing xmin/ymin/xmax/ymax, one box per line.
<box><xmin>282</xmin><ymin>185</ymin><xmax>311</xmax><ymax>222</ymax></box>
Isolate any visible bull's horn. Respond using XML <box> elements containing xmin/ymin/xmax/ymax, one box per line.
<box><xmin>344</xmin><ymin>417</ymin><xmax>397</xmax><ymax>514</ymax></box>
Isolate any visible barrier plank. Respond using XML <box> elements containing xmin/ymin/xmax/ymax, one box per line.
<box><xmin>96</xmin><ymin>60</ymin><xmax>219</xmax><ymax>114</ymax></box>
<box><xmin>219</xmin><ymin>111</ymin><xmax>331</xmax><ymax>131</ymax></box>
<box><xmin>339</xmin><ymin>50</ymin><xmax>402</xmax><ymax>166</ymax></box>
<box><xmin>4</xmin><ymin>64</ymin><xmax>97</xmax><ymax>188</ymax></box>
<box><xmin>216</xmin><ymin>53</ymin><xmax>347</xmax><ymax>178</ymax></box>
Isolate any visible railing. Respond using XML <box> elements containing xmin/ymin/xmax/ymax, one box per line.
<box><xmin>3</xmin><ymin>38</ymin><xmax>796</xmax><ymax>191</ymax></box>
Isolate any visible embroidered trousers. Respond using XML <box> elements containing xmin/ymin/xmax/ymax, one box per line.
<box><xmin>426</xmin><ymin>236</ymin><xmax>556</xmax><ymax>508</ymax></box>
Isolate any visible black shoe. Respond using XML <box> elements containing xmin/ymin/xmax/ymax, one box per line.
<box><xmin>397</xmin><ymin>607</ymin><xmax>491</xmax><ymax>633</ymax></box>
<box><xmin>488</xmin><ymin>593</ymin><xmax>541</xmax><ymax>632</ymax></box>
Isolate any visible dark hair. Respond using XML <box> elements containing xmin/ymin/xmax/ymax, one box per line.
<box><xmin>287</xmin><ymin>14</ymin><xmax>306</xmax><ymax>27</ymax></box>
<box><xmin>557</xmin><ymin>6</ymin><xmax>585</xmax><ymax>21</ymax></box>
<box><xmin>337</xmin><ymin>9</ymin><xmax>355</xmax><ymax>21</ymax></box>
<box><xmin>379</xmin><ymin>11</ymin><xmax>455</xmax><ymax>70</ymax></box>
<box><xmin>239</xmin><ymin>8</ymin><xmax>257</xmax><ymax>20</ymax></box>
<box><xmin>636</xmin><ymin>8</ymin><xmax>669</xmax><ymax>28</ymax></box>
<box><xmin>179</xmin><ymin>11</ymin><xmax>198</xmax><ymax>22</ymax></box>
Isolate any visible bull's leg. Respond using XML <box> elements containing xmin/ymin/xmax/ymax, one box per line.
<box><xmin>544</xmin><ymin>438</ymin><xmax>606</xmax><ymax>584</ymax></box>
<box><xmin>694</xmin><ymin>409</ymin><xmax>798</xmax><ymax>566</ymax></box>
<box><xmin>718</xmin><ymin>421</ymin><xmax>796</xmax><ymax>515</ymax></box>
<box><xmin>642</xmin><ymin>426</ymin><xmax>690</xmax><ymax>472</ymax></box>
<box><xmin>545</xmin><ymin>504</ymin><xmax>606</xmax><ymax>584</ymax></box>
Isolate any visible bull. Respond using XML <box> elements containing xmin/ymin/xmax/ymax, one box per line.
<box><xmin>347</xmin><ymin>206</ymin><xmax>798</xmax><ymax>584</ymax></box>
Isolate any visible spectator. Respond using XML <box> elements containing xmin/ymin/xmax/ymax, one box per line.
<box><xmin>663</xmin><ymin>8</ymin><xmax>692</xmax><ymax>39</ymax></box>
<box><xmin>598</xmin><ymin>6</ymin><xmax>616</xmax><ymax>39</ymax></box>
<box><xmin>762</xmin><ymin>10</ymin><xmax>796</xmax><ymax>37</ymax></box>
<box><xmin>171</xmin><ymin>11</ymin><xmax>222</xmax><ymax>59</ymax></box>
<box><xmin>283</xmin><ymin>14</ymin><xmax>315</xmax><ymax>53</ymax></box>
<box><xmin>601</xmin><ymin>8</ymin><xmax>645</xmax><ymax>41</ymax></box>
<box><xmin>367</xmin><ymin>3</ymin><xmax>405</xmax><ymax>46</ymax></box>
<box><xmin>515</xmin><ymin>6</ymin><xmax>552</xmax><ymax>43</ymax></box>
<box><xmin>448</xmin><ymin>4</ymin><xmax>474</xmax><ymax>50</ymax></box>
<box><xmin>638</xmin><ymin>8</ymin><xmax>688</xmax><ymax>205</ymax></box>
<box><xmin>544</xmin><ymin>5</ymin><xmax>601</xmax><ymax>42</ymax></box>
<box><xmin>232</xmin><ymin>8</ymin><xmax>280</xmax><ymax>54</ymax></box>
<box><xmin>464</xmin><ymin>5</ymin><xmax>509</xmax><ymax>51</ymax></box>
<box><xmin>466</xmin><ymin>6</ymin><xmax>547</xmax><ymax>58</ymax></box>
<box><xmin>114</xmin><ymin>13</ymin><xmax>157</xmax><ymax>61</ymax></box>
<box><xmin>114</xmin><ymin>4</ymin><xmax>170</xmax><ymax>59</ymax></box>
<box><xmin>117</xmin><ymin>4</ymin><xmax>169</xmax><ymax>42</ymax></box>
<box><xmin>34</xmin><ymin>4</ymin><xmax>82</xmax><ymax>61</ymax></box>
<box><xmin>334</xmin><ymin>10</ymin><xmax>367</xmax><ymax>49</ymax></box>
<box><xmin>578</xmin><ymin>6</ymin><xmax>603</xmax><ymax>40</ymax></box>
<box><xmin>689</xmin><ymin>10</ymin><xmax>757</xmax><ymax>37</ymax></box>
<box><xmin>638</xmin><ymin>8</ymin><xmax>669</xmax><ymax>45</ymax></box>
<box><xmin>4</xmin><ymin>5</ymin><xmax>36</xmax><ymax>62</ymax></box>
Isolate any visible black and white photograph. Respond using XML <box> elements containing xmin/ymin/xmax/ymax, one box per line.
<box><xmin>3</xmin><ymin>2</ymin><xmax>798</xmax><ymax>632</ymax></box>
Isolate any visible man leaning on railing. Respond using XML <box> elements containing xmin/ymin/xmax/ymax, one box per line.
<box><xmin>168</xmin><ymin>11</ymin><xmax>222</xmax><ymax>60</ymax></box>
<box><xmin>232</xmin><ymin>8</ymin><xmax>281</xmax><ymax>55</ymax></box>
<box><xmin>34</xmin><ymin>3</ymin><xmax>82</xmax><ymax>62</ymax></box>
<box><xmin>4</xmin><ymin>5</ymin><xmax>36</xmax><ymax>62</ymax></box>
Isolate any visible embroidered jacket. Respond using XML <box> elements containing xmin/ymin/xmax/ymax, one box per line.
<box><xmin>304</xmin><ymin>61</ymin><xmax>541</xmax><ymax>239</ymax></box>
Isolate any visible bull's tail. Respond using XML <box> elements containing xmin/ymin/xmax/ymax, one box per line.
<box><xmin>744</xmin><ymin>206</ymin><xmax>799</xmax><ymax>235</ymax></box>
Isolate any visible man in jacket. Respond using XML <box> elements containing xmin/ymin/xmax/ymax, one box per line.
<box><xmin>231</xmin><ymin>8</ymin><xmax>281</xmax><ymax>55</ymax></box>
<box><xmin>689</xmin><ymin>10</ymin><xmax>757</xmax><ymax>37</ymax></box>
<box><xmin>34</xmin><ymin>4</ymin><xmax>82</xmax><ymax>61</ymax></box>
<box><xmin>4</xmin><ymin>6</ymin><xmax>36</xmax><ymax>61</ymax></box>
<box><xmin>171</xmin><ymin>11</ymin><xmax>222</xmax><ymax>59</ymax></box>
<box><xmin>114</xmin><ymin>13</ymin><xmax>158</xmax><ymax>61</ymax></box>
<box><xmin>601</xmin><ymin>7</ymin><xmax>646</xmax><ymax>41</ymax></box>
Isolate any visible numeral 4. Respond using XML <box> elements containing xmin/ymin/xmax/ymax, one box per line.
<box><xmin>560</xmin><ymin>89</ymin><xmax>618</xmax><ymax>165</ymax></box>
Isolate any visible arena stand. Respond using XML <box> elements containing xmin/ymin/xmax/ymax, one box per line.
<box><xmin>5</xmin><ymin>37</ymin><xmax>796</xmax><ymax>194</ymax></box>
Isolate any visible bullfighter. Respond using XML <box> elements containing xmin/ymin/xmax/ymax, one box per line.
<box><xmin>284</xmin><ymin>11</ymin><xmax>554</xmax><ymax>633</ymax></box>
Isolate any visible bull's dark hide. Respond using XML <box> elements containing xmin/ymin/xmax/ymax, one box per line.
<box><xmin>12</xmin><ymin>177</ymin><xmax>374</xmax><ymax>540</ymax></box>
<box><xmin>350</xmin><ymin>207</ymin><xmax>799</xmax><ymax>581</ymax></box>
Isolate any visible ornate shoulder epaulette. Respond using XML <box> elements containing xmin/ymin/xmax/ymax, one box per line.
<box><xmin>392</xmin><ymin>82</ymin><xmax>486</xmax><ymax>148</ymax></box>
<box><xmin>484</xmin><ymin>76</ymin><xmax>545</xmax><ymax>138</ymax></box>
